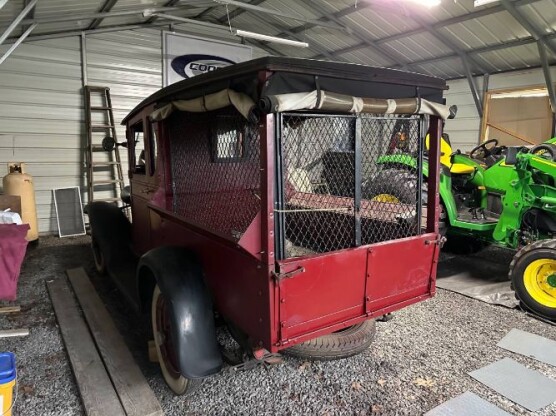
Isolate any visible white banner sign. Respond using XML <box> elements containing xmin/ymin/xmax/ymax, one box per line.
<box><xmin>163</xmin><ymin>32</ymin><xmax>253</xmax><ymax>87</ymax></box>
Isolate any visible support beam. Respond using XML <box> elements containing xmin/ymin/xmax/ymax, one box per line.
<box><xmin>301</xmin><ymin>1</ymin><xmax>409</xmax><ymax>68</ymax></box>
<box><xmin>245</xmin><ymin>12</ymin><xmax>335</xmax><ymax>59</ymax></box>
<box><xmin>395</xmin><ymin>32</ymin><xmax>556</xmax><ymax>69</ymax></box>
<box><xmin>80</xmin><ymin>33</ymin><xmax>88</xmax><ymax>86</ymax></box>
<box><xmin>538</xmin><ymin>41</ymin><xmax>556</xmax><ymax>113</ymax></box>
<box><xmin>304</xmin><ymin>0</ymin><xmax>541</xmax><ymax>64</ymax></box>
<box><xmin>0</xmin><ymin>23</ymin><xmax>36</xmax><ymax>65</ymax></box>
<box><xmin>145</xmin><ymin>0</ymin><xmax>180</xmax><ymax>24</ymax></box>
<box><xmin>479</xmin><ymin>73</ymin><xmax>490</xmax><ymax>142</ymax></box>
<box><xmin>409</xmin><ymin>14</ymin><xmax>489</xmax><ymax>75</ymax></box>
<box><xmin>0</xmin><ymin>0</ymin><xmax>37</xmax><ymax>46</ymax></box>
<box><xmin>152</xmin><ymin>13</ymin><xmax>286</xmax><ymax>57</ymax></box>
<box><xmin>213</xmin><ymin>0</ymin><xmax>347</xmax><ymax>31</ymax></box>
<box><xmin>462</xmin><ymin>56</ymin><xmax>483</xmax><ymax>115</ymax></box>
<box><xmin>19</xmin><ymin>5</ymin><xmax>188</xmax><ymax>26</ymax></box>
<box><xmin>375</xmin><ymin>0</ymin><xmax>541</xmax><ymax>45</ymax></box>
<box><xmin>88</xmin><ymin>0</ymin><xmax>120</xmax><ymax>30</ymax></box>
<box><xmin>21</xmin><ymin>0</ymin><xmax>36</xmax><ymax>33</ymax></box>
<box><xmin>500</xmin><ymin>0</ymin><xmax>556</xmax><ymax>56</ymax></box>
<box><xmin>216</xmin><ymin>0</ymin><xmax>265</xmax><ymax>24</ymax></box>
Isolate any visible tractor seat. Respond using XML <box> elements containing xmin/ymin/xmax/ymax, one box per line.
<box><xmin>426</xmin><ymin>134</ymin><xmax>475</xmax><ymax>175</ymax></box>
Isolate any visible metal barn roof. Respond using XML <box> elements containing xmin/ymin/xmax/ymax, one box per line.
<box><xmin>1</xmin><ymin>0</ymin><xmax>555</xmax><ymax>82</ymax></box>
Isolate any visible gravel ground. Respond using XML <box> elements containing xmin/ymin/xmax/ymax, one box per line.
<box><xmin>1</xmin><ymin>235</ymin><xmax>555</xmax><ymax>416</ymax></box>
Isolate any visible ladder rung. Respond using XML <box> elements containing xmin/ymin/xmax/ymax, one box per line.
<box><xmin>92</xmin><ymin>180</ymin><xmax>123</xmax><ymax>185</ymax></box>
<box><xmin>90</xmin><ymin>161</ymin><xmax>120</xmax><ymax>166</ymax></box>
<box><xmin>90</xmin><ymin>106</ymin><xmax>112</xmax><ymax>111</ymax></box>
<box><xmin>91</xmin><ymin>145</ymin><xmax>106</xmax><ymax>151</ymax></box>
<box><xmin>91</xmin><ymin>124</ymin><xmax>115</xmax><ymax>130</ymax></box>
<box><xmin>92</xmin><ymin>197</ymin><xmax>120</xmax><ymax>202</ymax></box>
<box><xmin>87</xmin><ymin>86</ymin><xmax>110</xmax><ymax>92</ymax></box>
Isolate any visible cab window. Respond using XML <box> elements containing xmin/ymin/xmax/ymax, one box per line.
<box><xmin>130</xmin><ymin>121</ymin><xmax>145</xmax><ymax>174</ymax></box>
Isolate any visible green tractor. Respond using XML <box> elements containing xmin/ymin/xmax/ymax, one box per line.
<box><xmin>368</xmin><ymin>118</ymin><xmax>556</xmax><ymax>321</ymax></box>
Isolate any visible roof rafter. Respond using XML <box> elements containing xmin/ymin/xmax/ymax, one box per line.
<box><xmin>305</xmin><ymin>0</ymin><xmax>541</xmax><ymax>65</ymax></box>
<box><xmin>302</xmin><ymin>1</ymin><xmax>409</xmax><ymax>68</ymax></box>
<box><xmin>499</xmin><ymin>0</ymin><xmax>556</xmax><ymax>56</ymax></box>
<box><xmin>88</xmin><ymin>0</ymin><xmax>120</xmax><ymax>30</ymax></box>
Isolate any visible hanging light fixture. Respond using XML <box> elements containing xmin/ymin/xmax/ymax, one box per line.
<box><xmin>235</xmin><ymin>30</ymin><xmax>309</xmax><ymax>48</ymax></box>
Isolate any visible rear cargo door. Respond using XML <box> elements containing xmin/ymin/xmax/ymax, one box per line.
<box><xmin>365</xmin><ymin>233</ymin><xmax>438</xmax><ymax>314</ymax></box>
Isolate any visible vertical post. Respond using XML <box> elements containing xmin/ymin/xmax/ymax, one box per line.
<box><xmin>274</xmin><ymin>113</ymin><xmax>285</xmax><ymax>260</ymax></box>
<box><xmin>538</xmin><ymin>41</ymin><xmax>556</xmax><ymax>114</ymax></box>
<box><xmin>354</xmin><ymin>116</ymin><xmax>362</xmax><ymax>247</ymax></box>
<box><xmin>416</xmin><ymin>116</ymin><xmax>424</xmax><ymax>233</ymax></box>
<box><xmin>426</xmin><ymin>117</ymin><xmax>442</xmax><ymax>234</ymax></box>
<box><xmin>478</xmin><ymin>73</ymin><xmax>490</xmax><ymax>143</ymax></box>
<box><xmin>261</xmin><ymin>113</ymin><xmax>275</xmax><ymax>268</ymax></box>
<box><xmin>80</xmin><ymin>33</ymin><xmax>88</xmax><ymax>86</ymax></box>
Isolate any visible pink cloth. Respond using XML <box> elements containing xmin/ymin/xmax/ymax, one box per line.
<box><xmin>0</xmin><ymin>224</ymin><xmax>30</xmax><ymax>300</ymax></box>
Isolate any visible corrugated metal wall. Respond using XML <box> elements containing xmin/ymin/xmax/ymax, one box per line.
<box><xmin>1</xmin><ymin>23</ymin><xmax>553</xmax><ymax>234</ymax></box>
<box><xmin>0</xmin><ymin>26</ymin><xmax>267</xmax><ymax>234</ymax></box>
<box><xmin>445</xmin><ymin>67</ymin><xmax>556</xmax><ymax>151</ymax></box>
<box><xmin>0</xmin><ymin>36</ymin><xmax>83</xmax><ymax>233</ymax></box>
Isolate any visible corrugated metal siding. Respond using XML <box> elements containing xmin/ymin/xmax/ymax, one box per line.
<box><xmin>0</xmin><ymin>26</ymin><xmax>268</xmax><ymax>234</ymax></box>
<box><xmin>444</xmin><ymin>66</ymin><xmax>556</xmax><ymax>152</ymax></box>
<box><xmin>0</xmin><ymin>36</ymin><xmax>83</xmax><ymax>233</ymax></box>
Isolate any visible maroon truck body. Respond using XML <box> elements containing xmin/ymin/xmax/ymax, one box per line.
<box><xmin>118</xmin><ymin>57</ymin><xmax>446</xmax><ymax>354</ymax></box>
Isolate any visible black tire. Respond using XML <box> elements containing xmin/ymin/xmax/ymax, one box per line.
<box><xmin>509</xmin><ymin>240</ymin><xmax>556</xmax><ymax>321</ymax></box>
<box><xmin>365</xmin><ymin>168</ymin><xmax>427</xmax><ymax>205</ymax></box>
<box><xmin>91</xmin><ymin>234</ymin><xmax>106</xmax><ymax>275</ymax></box>
<box><xmin>365</xmin><ymin>168</ymin><xmax>447</xmax><ymax>234</ymax></box>
<box><xmin>284</xmin><ymin>320</ymin><xmax>376</xmax><ymax>361</ymax></box>
<box><xmin>151</xmin><ymin>285</ymin><xmax>202</xmax><ymax>395</ymax></box>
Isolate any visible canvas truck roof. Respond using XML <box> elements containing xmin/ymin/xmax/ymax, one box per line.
<box><xmin>122</xmin><ymin>57</ymin><xmax>448</xmax><ymax>124</ymax></box>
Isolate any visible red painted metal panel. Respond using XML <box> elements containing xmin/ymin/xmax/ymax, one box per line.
<box><xmin>150</xmin><ymin>208</ymin><xmax>273</xmax><ymax>348</ymax></box>
<box><xmin>277</xmin><ymin>247</ymin><xmax>367</xmax><ymax>340</ymax></box>
<box><xmin>365</xmin><ymin>233</ymin><xmax>438</xmax><ymax>313</ymax></box>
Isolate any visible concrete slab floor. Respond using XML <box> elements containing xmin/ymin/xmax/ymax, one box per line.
<box><xmin>0</xmin><ymin>235</ymin><xmax>555</xmax><ymax>416</ymax></box>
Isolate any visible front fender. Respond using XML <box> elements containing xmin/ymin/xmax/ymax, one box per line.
<box><xmin>137</xmin><ymin>247</ymin><xmax>222</xmax><ymax>379</ymax></box>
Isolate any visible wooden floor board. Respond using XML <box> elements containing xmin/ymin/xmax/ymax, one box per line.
<box><xmin>47</xmin><ymin>278</ymin><xmax>126</xmax><ymax>416</ymax></box>
<box><xmin>66</xmin><ymin>267</ymin><xmax>163</xmax><ymax>416</ymax></box>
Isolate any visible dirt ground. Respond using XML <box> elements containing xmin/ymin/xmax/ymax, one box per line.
<box><xmin>1</xmin><ymin>235</ymin><xmax>555</xmax><ymax>415</ymax></box>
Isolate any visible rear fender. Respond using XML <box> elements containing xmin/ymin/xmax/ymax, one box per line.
<box><xmin>137</xmin><ymin>246</ymin><xmax>222</xmax><ymax>379</ymax></box>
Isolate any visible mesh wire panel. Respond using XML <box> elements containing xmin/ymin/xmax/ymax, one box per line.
<box><xmin>278</xmin><ymin>113</ymin><xmax>424</xmax><ymax>259</ymax></box>
<box><xmin>168</xmin><ymin>108</ymin><xmax>261</xmax><ymax>241</ymax></box>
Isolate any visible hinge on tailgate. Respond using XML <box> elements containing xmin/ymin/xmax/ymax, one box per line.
<box><xmin>272</xmin><ymin>266</ymin><xmax>305</xmax><ymax>282</ymax></box>
<box><xmin>425</xmin><ymin>236</ymin><xmax>447</xmax><ymax>248</ymax></box>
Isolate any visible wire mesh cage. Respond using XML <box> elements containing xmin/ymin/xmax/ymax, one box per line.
<box><xmin>276</xmin><ymin>112</ymin><xmax>425</xmax><ymax>259</ymax></box>
<box><xmin>167</xmin><ymin>108</ymin><xmax>261</xmax><ymax>241</ymax></box>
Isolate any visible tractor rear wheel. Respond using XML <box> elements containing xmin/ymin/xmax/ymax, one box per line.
<box><xmin>366</xmin><ymin>168</ymin><xmax>446</xmax><ymax>235</ymax></box>
<box><xmin>283</xmin><ymin>320</ymin><xmax>376</xmax><ymax>361</ymax></box>
<box><xmin>509</xmin><ymin>240</ymin><xmax>556</xmax><ymax>321</ymax></box>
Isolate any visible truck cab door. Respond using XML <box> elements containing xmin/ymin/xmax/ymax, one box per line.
<box><xmin>128</xmin><ymin>117</ymin><xmax>158</xmax><ymax>255</ymax></box>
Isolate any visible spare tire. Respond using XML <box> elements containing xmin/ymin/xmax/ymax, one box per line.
<box><xmin>284</xmin><ymin>320</ymin><xmax>376</xmax><ymax>361</ymax></box>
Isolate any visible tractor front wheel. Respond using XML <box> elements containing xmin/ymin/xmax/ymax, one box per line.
<box><xmin>509</xmin><ymin>240</ymin><xmax>556</xmax><ymax>321</ymax></box>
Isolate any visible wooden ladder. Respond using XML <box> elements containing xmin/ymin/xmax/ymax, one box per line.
<box><xmin>84</xmin><ymin>86</ymin><xmax>125</xmax><ymax>204</ymax></box>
